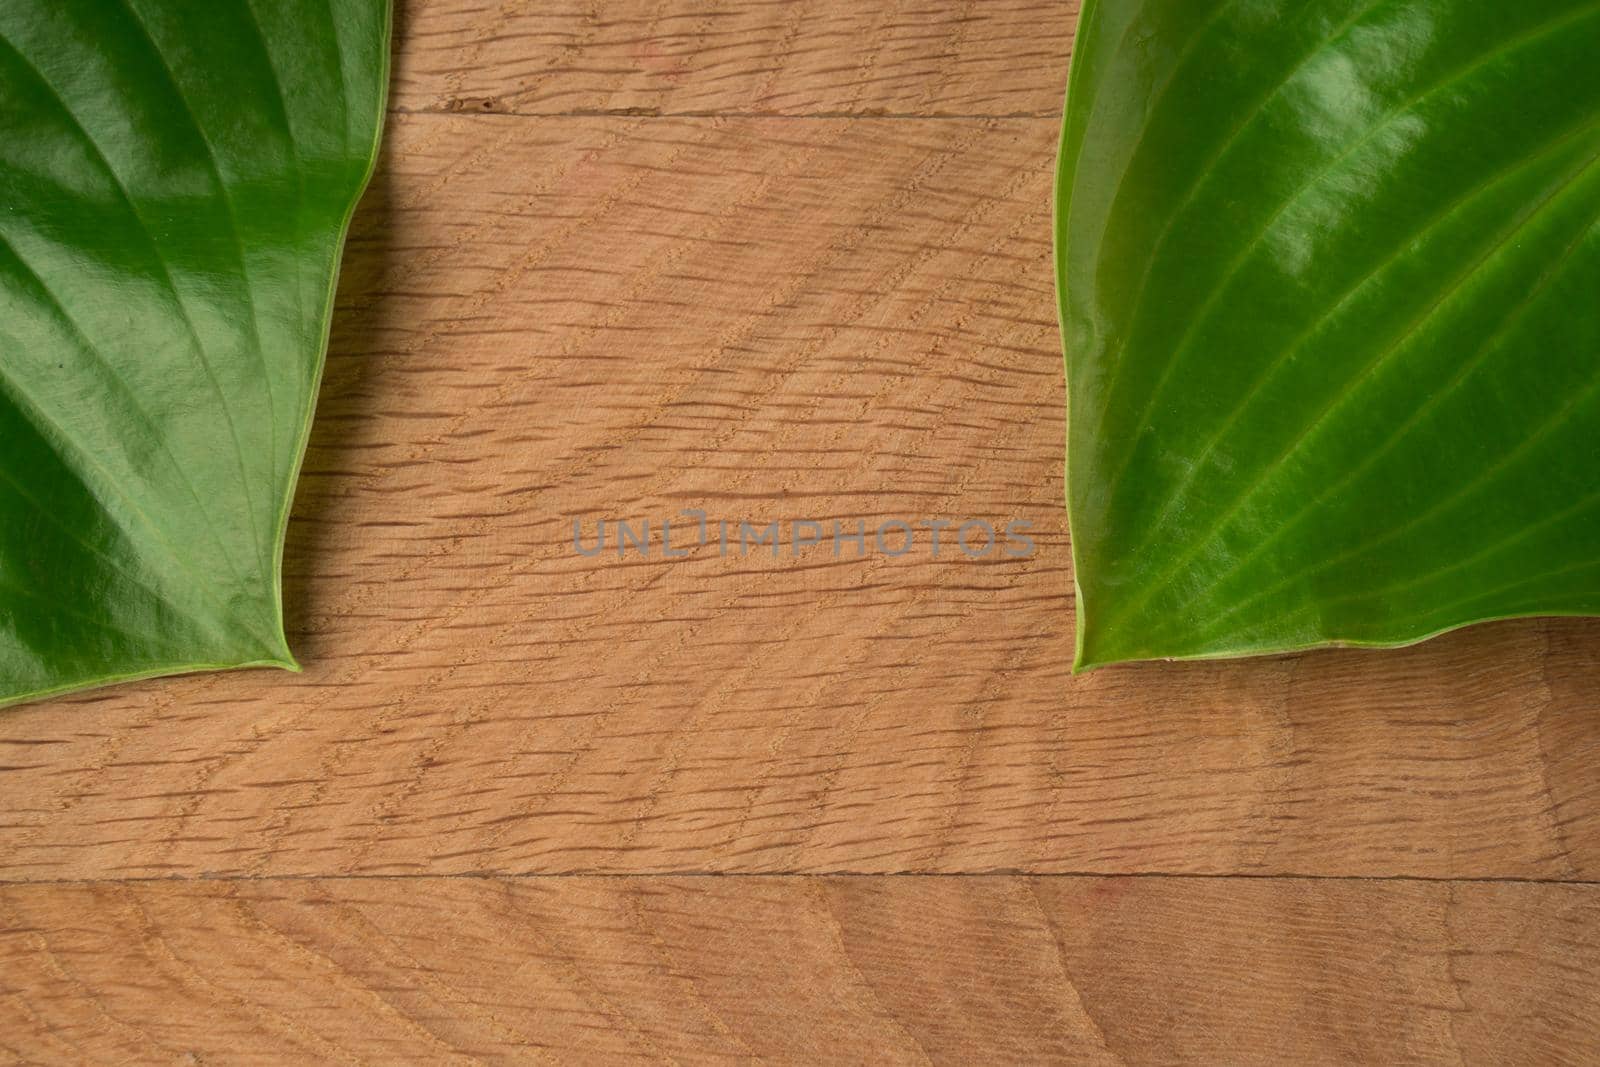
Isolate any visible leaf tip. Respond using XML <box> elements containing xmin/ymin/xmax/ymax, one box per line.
<box><xmin>1072</xmin><ymin>616</ymin><xmax>1128</xmax><ymax>673</ymax></box>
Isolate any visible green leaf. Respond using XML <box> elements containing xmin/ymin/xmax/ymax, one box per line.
<box><xmin>0</xmin><ymin>1</ymin><xmax>390</xmax><ymax>706</ymax></box>
<box><xmin>1057</xmin><ymin>0</ymin><xmax>1600</xmax><ymax>670</ymax></box>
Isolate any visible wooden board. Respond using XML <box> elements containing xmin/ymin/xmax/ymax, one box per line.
<box><xmin>4</xmin><ymin>0</ymin><xmax>1600</xmax><ymax>1059</ymax></box>
<box><xmin>4</xmin><ymin>876</ymin><xmax>1599</xmax><ymax>1064</ymax></box>
<box><xmin>391</xmin><ymin>0</ymin><xmax>1075</xmax><ymax>117</ymax></box>
<box><xmin>4</xmin><ymin>109</ymin><xmax>1600</xmax><ymax>882</ymax></box>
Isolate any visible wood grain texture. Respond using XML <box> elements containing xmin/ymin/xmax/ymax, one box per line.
<box><xmin>0</xmin><ymin>0</ymin><xmax>1598</xmax><ymax>880</ymax></box>
<box><xmin>3</xmin><ymin>105</ymin><xmax>1599</xmax><ymax>880</ymax></box>
<box><xmin>394</xmin><ymin>0</ymin><xmax>1077</xmax><ymax>117</ymax></box>
<box><xmin>3</xmin><ymin>875</ymin><xmax>1598</xmax><ymax>1065</ymax></box>
<box><xmin>7</xmin><ymin>1</ymin><xmax>1600</xmax><ymax>1059</ymax></box>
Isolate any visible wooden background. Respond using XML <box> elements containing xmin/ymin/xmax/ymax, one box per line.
<box><xmin>4</xmin><ymin>0</ymin><xmax>1600</xmax><ymax>1061</ymax></box>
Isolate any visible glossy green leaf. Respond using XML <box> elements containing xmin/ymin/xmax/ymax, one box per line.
<box><xmin>1056</xmin><ymin>0</ymin><xmax>1600</xmax><ymax>669</ymax></box>
<box><xmin>0</xmin><ymin>1</ymin><xmax>390</xmax><ymax>706</ymax></box>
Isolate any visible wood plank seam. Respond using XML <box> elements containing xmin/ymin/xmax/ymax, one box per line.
<box><xmin>390</xmin><ymin>108</ymin><xmax>1064</xmax><ymax>119</ymax></box>
<box><xmin>5</xmin><ymin>873</ymin><xmax>1600</xmax><ymax>888</ymax></box>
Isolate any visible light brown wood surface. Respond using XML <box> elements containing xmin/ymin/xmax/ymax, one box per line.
<box><xmin>4</xmin><ymin>0</ymin><xmax>1599</xmax><ymax>1061</ymax></box>
<box><xmin>5</xmin><ymin>876</ymin><xmax>1600</xmax><ymax>1065</ymax></box>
